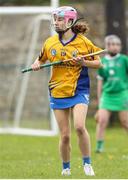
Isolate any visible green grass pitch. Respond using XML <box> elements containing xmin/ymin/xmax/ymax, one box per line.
<box><xmin>0</xmin><ymin>119</ymin><xmax>128</xmax><ymax>179</ymax></box>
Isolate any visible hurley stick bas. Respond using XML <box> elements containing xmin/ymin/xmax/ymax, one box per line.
<box><xmin>21</xmin><ymin>49</ymin><xmax>107</xmax><ymax>73</ymax></box>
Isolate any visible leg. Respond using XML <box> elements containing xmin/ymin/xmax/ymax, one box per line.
<box><xmin>73</xmin><ymin>104</ymin><xmax>95</xmax><ymax>176</ymax></box>
<box><xmin>96</xmin><ymin>109</ymin><xmax>111</xmax><ymax>152</ymax></box>
<box><xmin>73</xmin><ymin>104</ymin><xmax>90</xmax><ymax>157</ymax></box>
<box><xmin>53</xmin><ymin>109</ymin><xmax>71</xmax><ymax>165</ymax></box>
<box><xmin>96</xmin><ymin>109</ymin><xmax>111</xmax><ymax>140</ymax></box>
<box><xmin>118</xmin><ymin>111</ymin><xmax>128</xmax><ymax>132</ymax></box>
<box><xmin>94</xmin><ymin>110</ymin><xmax>99</xmax><ymax>123</ymax></box>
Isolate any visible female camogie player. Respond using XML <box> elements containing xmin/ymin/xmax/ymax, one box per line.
<box><xmin>31</xmin><ymin>6</ymin><xmax>102</xmax><ymax>176</ymax></box>
<box><xmin>96</xmin><ymin>35</ymin><xmax>128</xmax><ymax>153</ymax></box>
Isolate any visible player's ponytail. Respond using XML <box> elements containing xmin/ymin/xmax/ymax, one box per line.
<box><xmin>72</xmin><ymin>21</ymin><xmax>89</xmax><ymax>34</ymax></box>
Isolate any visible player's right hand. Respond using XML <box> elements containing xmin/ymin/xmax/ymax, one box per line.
<box><xmin>31</xmin><ymin>59</ymin><xmax>41</xmax><ymax>71</ymax></box>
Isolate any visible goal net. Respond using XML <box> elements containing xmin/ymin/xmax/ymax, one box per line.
<box><xmin>0</xmin><ymin>3</ymin><xmax>59</xmax><ymax>136</ymax></box>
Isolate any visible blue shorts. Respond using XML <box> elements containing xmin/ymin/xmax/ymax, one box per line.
<box><xmin>50</xmin><ymin>94</ymin><xmax>89</xmax><ymax>109</ymax></box>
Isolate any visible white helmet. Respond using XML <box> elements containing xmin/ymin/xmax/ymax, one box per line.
<box><xmin>105</xmin><ymin>35</ymin><xmax>121</xmax><ymax>45</ymax></box>
<box><xmin>52</xmin><ymin>6</ymin><xmax>78</xmax><ymax>32</ymax></box>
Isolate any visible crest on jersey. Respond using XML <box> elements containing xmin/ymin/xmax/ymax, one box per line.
<box><xmin>109</xmin><ymin>69</ymin><xmax>115</xmax><ymax>75</ymax></box>
<box><xmin>51</xmin><ymin>49</ymin><xmax>56</xmax><ymax>56</ymax></box>
<box><xmin>72</xmin><ymin>50</ymin><xmax>78</xmax><ymax>57</ymax></box>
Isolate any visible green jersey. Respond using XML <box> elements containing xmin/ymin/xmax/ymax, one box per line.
<box><xmin>98</xmin><ymin>54</ymin><xmax>128</xmax><ymax>93</ymax></box>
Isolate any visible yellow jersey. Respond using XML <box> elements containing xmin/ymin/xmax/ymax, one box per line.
<box><xmin>39</xmin><ymin>33</ymin><xmax>101</xmax><ymax>98</ymax></box>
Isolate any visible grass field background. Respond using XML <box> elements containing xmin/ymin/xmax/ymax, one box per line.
<box><xmin>0</xmin><ymin>119</ymin><xmax>128</xmax><ymax>179</ymax></box>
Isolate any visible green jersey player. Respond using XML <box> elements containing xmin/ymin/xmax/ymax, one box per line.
<box><xmin>95</xmin><ymin>35</ymin><xmax>128</xmax><ymax>153</ymax></box>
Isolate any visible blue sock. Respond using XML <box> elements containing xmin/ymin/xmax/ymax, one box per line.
<box><xmin>83</xmin><ymin>156</ymin><xmax>91</xmax><ymax>165</ymax></box>
<box><xmin>63</xmin><ymin>161</ymin><xmax>70</xmax><ymax>169</ymax></box>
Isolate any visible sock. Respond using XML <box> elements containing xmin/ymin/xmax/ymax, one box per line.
<box><xmin>96</xmin><ymin>140</ymin><xmax>104</xmax><ymax>151</ymax></box>
<box><xmin>83</xmin><ymin>156</ymin><xmax>91</xmax><ymax>165</ymax></box>
<box><xmin>63</xmin><ymin>161</ymin><xmax>70</xmax><ymax>169</ymax></box>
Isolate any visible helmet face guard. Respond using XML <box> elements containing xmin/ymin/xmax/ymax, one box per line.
<box><xmin>52</xmin><ymin>6</ymin><xmax>77</xmax><ymax>33</ymax></box>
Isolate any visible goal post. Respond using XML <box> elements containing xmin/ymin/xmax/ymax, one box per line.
<box><xmin>0</xmin><ymin>0</ymin><xmax>59</xmax><ymax>14</ymax></box>
<box><xmin>0</xmin><ymin>0</ymin><xmax>59</xmax><ymax>136</ymax></box>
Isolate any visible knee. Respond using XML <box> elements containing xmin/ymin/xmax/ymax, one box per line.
<box><xmin>98</xmin><ymin>118</ymin><xmax>108</xmax><ymax>129</ymax></box>
<box><xmin>94</xmin><ymin>111</ymin><xmax>99</xmax><ymax>122</ymax></box>
<box><xmin>61</xmin><ymin>134</ymin><xmax>70</xmax><ymax>144</ymax></box>
<box><xmin>121</xmin><ymin>119</ymin><xmax>128</xmax><ymax>130</ymax></box>
<box><xmin>75</xmin><ymin>125</ymin><xmax>85</xmax><ymax>136</ymax></box>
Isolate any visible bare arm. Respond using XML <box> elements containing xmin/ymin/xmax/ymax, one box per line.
<box><xmin>82</xmin><ymin>55</ymin><xmax>103</xmax><ymax>69</ymax></box>
<box><xmin>82</xmin><ymin>58</ymin><xmax>103</xmax><ymax>69</ymax></box>
<box><xmin>31</xmin><ymin>58</ymin><xmax>43</xmax><ymax>71</ymax></box>
<box><xmin>73</xmin><ymin>55</ymin><xmax>103</xmax><ymax>69</ymax></box>
<box><xmin>31</xmin><ymin>46</ymin><xmax>47</xmax><ymax>71</ymax></box>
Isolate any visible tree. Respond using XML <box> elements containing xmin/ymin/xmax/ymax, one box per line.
<box><xmin>105</xmin><ymin>0</ymin><xmax>127</xmax><ymax>53</ymax></box>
